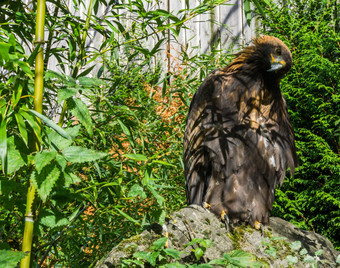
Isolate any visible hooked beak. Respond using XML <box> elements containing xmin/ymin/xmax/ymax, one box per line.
<box><xmin>267</xmin><ymin>53</ymin><xmax>286</xmax><ymax>72</ymax></box>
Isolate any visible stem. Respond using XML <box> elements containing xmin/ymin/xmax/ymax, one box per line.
<box><xmin>21</xmin><ymin>0</ymin><xmax>45</xmax><ymax>267</ymax></box>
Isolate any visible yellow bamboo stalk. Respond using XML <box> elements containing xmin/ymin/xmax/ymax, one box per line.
<box><xmin>21</xmin><ymin>0</ymin><xmax>45</xmax><ymax>266</ymax></box>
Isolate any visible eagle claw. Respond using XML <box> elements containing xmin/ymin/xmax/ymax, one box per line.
<box><xmin>221</xmin><ymin>210</ymin><xmax>231</xmax><ymax>232</ymax></box>
<box><xmin>254</xmin><ymin>220</ymin><xmax>265</xmax><ymax>236</ymax></box>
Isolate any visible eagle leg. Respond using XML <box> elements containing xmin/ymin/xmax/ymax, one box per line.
<box><xmin>254</xmin><ymin>220</ymin><xmax>264</xmax><ymax>236</ymax></box>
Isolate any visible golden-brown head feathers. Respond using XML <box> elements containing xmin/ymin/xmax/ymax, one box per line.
<box><xmin>224</xmin><ymin>35</ymin><xmax>292</xmax><ymax>78</ymax></box>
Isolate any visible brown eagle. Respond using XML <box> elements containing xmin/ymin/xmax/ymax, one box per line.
<box><xmin>183</xmin><ymin>35</ymin><xmax>298</xmax><ymax>229</ymax></box>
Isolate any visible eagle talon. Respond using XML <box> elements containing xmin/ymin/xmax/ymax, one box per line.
<box><xmin>202</xmin><ymin>202</ymin><xmax>211</xmax><ymax>209</ymax></box>
<box><xmin>221</xmin><ymin>211</ymin><xmax>231</xmax><ymax>232</ymax></box>
<box><xmin>254</xmin><ymin>220</ymin><xmax>265</xmax><ymax>236</ymax></box>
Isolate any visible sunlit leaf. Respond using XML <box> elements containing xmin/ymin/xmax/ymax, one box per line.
<box><xmin>67</xmin><ymin>98</ymin><xmax>93</xmax><ymax>137</ymax></box>
<box><xmin>62</xmin><ymin>146</ymin><xmax>107</xmax><ymax>163</ymax></box>
<box><xmin>31</xmin><ymin>164</ymin><xmax>61</xmax><ymax>202</ymax></box>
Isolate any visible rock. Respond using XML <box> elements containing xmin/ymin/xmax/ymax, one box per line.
<box><xmin>96</xmin><ymin>205</ymin><xmax>340</xmax><ymax>267</ymax></box>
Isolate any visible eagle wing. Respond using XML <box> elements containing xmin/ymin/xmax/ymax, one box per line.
<box><xmin>183</xmin><ymin>68</ymin><xmax>296</xmax><ymax>225</ymax></box>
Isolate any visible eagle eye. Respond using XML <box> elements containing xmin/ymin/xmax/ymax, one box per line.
<box><xmin>275</xmin><ymin>47</ymin><xmax>282</xmax><ymax>56</ymax></box>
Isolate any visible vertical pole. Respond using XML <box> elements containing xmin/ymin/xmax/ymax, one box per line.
<box><xmin>21</xmin><ymin>0</ymin><xmax>45</xmax><ymax>266</ymax></box>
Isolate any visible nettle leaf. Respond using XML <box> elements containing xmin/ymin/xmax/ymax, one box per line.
<box><xmin>62</xmin><ymin>146</ymin><xmax>107</xmax><ymax>163</ymax></box>
<box><xmin>163</xmin><ymin>248</ymin><xmax>181</xmax><ymax>260</ymax></box>
<box><xmin>0</xmin><ymin>250</ymin><xmax>27</xmax><ymax>267</ymax></box>
<box><xmin>56</xmin><ymin>154</ymin><xmax>67</xmax><ymax>171</ymax></box>
<box><xmin>46</xmin><ymin>127</ymin><xmax>73</xmax><ymax>151</ymax></box>
<box><xmin>31</xmin><ymin>163</ymin><xmax>61</xmax><ymax>202</ymax></box>
<box><xmin>153</xmin><ymin>237</ymin><xmax>168</xmax><ymax>250</ymax></box>
<box><xmin>34</xmin><ymin>151</ymin><xmax>57</xmax><ymax>173</ymax></box>
<box><xmin>64</xmin><ymin>171</ymin><xmax>81</xmax><ymax>187</ymax></box>
<box><xmin>7</xmin><ymin>136</ymin><xmax>27</xmax><ymax>174</ymax></box>
<box><xmin>57</xmin><ymin>87</ymin><xmax>78</xmax><ymax>104</ymax></box>
<box><xmin>67</xmin><ymin>98</ymin><xmax>93</xmax><ymax>137</ymax></box>
<box><xmin>128</xmin><ymin>184</ymin><xmax>147</xmax><ymax>199</ymax></box>
<box><xmin>40</xmin><ymin>214</ymin><xmax>70</xmax><ymax>228</ymax></box>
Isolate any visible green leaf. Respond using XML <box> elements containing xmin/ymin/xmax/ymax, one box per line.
<box><xmin>124</xmin><ymin>154</ymin><xmax>147</xmax><ymax>161</ymax></box>
<box><xmin>31</xmin><ymin>164</ymin><xmax>61</xmax><ymax>202</ymax></box>
<box><xmin>0</xmin><ymin>118</ymin><xmax>7</xmax><ymax>174</ymax></box>
<box><xmin>265</xmin><ymin>247</ymin><xmax>277</xmax><ymax>258</ymax></box>
<box><xmin>336</xmin><ymin>254</ymin><xmax>340</xmax><ymax>264</ymax></box>
<box><xmin>64</xmin><ymin>171</ymin><xmax>81</xmax><ymax>187</ymax></box>
<box><xmin>57</xmin><ymin>88</ymin><xmax>78</xmax><ymax>104</ymax></box>
<box><xmin>67</xmin><ymin>98</ymin><xmax>93</xmax><ymax>137</ymax></box>
<box><xmin>153</xmin><ymin>237</ymin><xmax>168</xmax><ymax>250</ymax></box>
<box><xmin>7</xmin><ymin>136</ymin><xmax>27</xmax><ymax>174</ymax></box>
<box><xmin>128</xmin><ymin>184</ymin><xmax>147</xmax><ymax>199</ymax></box>
<box><xmin>0</xmin><ymin>250</ymin><xmax>27</xmax><ymax>268</ymax></box>
<box><xmin>299</xmin><ymin>248</ymin><xmax>308</xmax><ymax>255</ymax></box>
<box><xmin>40</xmin><ymin>214</ymin><xmax>70</xmax><ymax>228</ymax></box>
<box><xmin>77</xmin><ymin>76</ymin><xmax>103</xmax><ymax>87</ymax></box>
<box><xmin>62</xmin><ymin>146</ymin><xmax>107</xmax><ymax>163</ymax></box>
<box><xmin>193</xmin><ymin>247</ymin><xmax>204</xmax><ymax>260</ymax></box>
<box><xmin>115</xmin><ymin>208</ymin><xmax>140</xmax><ymax>225</ymax></box>
<box><xmin>314</xmin><ymin>249</ymin><xmax>323</xmax><ymax>256</ymax></box>
<box><xmin>163</xmin><ymin>248</ymin><xmax>181</xmax><ymax>260</ymax></box>
<box><xmin>290</xmin><ymin>241</ymin><xmax>302</xmax><ymax>251</ymax></box>
<box><xmin>55</xmin><ymin>154</ymin><xmax>67</xmax><ymax>171</ymax></box>
<box><xmin>146</xmin><ymin>251</ymin><xmax>159</xmax><ymax>266</ymax></box>
<box><xmin>20</xmin><ymin>110</ymin><xmax>42</xmax><ymax>144</ymax></box>
<box><xmin>14</xmin><ymin>113</ymin><xmax>28</xmax><ymax>146</ymax></box>
<box><xmin>286</xmin><ymin>255</ymin><xmax>299</xmax><ymax>264</ymax></box>
<box><xmin>147</xmin><ymin>185</ymin><xmax>165</xmax><ymax>207</ymax></box>
<box><xmin>34</xmin><ymin>151</ymin><xmax>57</xmax><ymax>173</ymax></box>
<box><xmin>243</xmin><ymin>0</ymin><xmax>252</xmax><ymax>26</ymax></box>
<box><xmin>28</xmin><ymin>109</ymin><xmax>72</xmax><ymax>140</ymax></box>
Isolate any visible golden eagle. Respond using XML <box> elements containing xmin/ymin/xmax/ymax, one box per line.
<box><xmin>183</xmin><ymin>35</ymin><xmax>298</xmax><ymax>229</ymax></box>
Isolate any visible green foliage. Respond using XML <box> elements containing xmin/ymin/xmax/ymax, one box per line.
<box><xmin>0</xmin><ymin>250</ymin><xmax>27</xmax><ymax>268</ymax></box>
<box><xmin>0</xmin><ymin>0</ymin><xmax>339</xmax><ymax>266</ymax></box>
<box><xmin>254</xmin><ymin>0</ymin><xmax>340</xmax><ymax>250</ymax></box>
<box><xmin>0</xmin><ymin>0</ymin><xmax>229</xmax><ymax>266</ymax></box>
<box><xmin>123</xmin><ymin>237</ymin><xmax>265</xmax><ymax>268</ymax></box>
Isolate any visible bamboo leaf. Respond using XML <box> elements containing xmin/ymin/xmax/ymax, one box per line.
<box><xmin>67</xmin><ymin>98</ymin><xmax>93</xmax><ymax>137</ymax></box>
<box><xmin>244</xmin><ymin>0</ymin><xmax>252</xmax><ymax>26</ymax></box>
<box><xmin>28</xmin><ymin>109</ymin><xmax>72</xmax><ymax>140</ymax></box>
<box><xmin>124</xmin><ymin>154</ymin><xmax>147</xmax><ymax>161</ymax></box>
<box><xmin>62</xmin><ymin>146</ymin><xmax>107</xmax><ymax>163</ymax></box>
<box><xmin>19</xmin><ymin>110</ymin><xmax>42</xmax><ymax>144</ymax></box>
<box><xmin>14</xmin><ymin>113</ymin><xmax>28</xmax><ymax>147</ymax></box>
<box><xmin>115</xmin><ymin>208</ymin><xmax>140</xmax><ymax>225</ymax></box>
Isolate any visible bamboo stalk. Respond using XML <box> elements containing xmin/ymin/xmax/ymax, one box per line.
<box><xmin>21</xmin><ymin>0</ymin><xmax>45</xmax><ymax>266</ymax></box>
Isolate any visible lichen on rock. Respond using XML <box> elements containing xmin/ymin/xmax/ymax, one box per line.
<box><xmin>96</xmin><ymin>205</ymin><xmax>340</xmax><ymax>267</ymax></box>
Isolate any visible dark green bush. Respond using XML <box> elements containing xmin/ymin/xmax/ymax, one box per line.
<box><xmin>255</xmin><ymin>0</ymin><xmax>340</xmax><ymax>249</ymax></box>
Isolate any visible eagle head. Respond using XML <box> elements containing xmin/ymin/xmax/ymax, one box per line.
<box><xmin>226</xmin><ymin>35</ymin><xmax>292</xmax><ymax>79</ymax></box>
<box><xmin>254</xmin><ymin>35</ymin><xmax>292</xmax><ymax>77</ymax></box>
